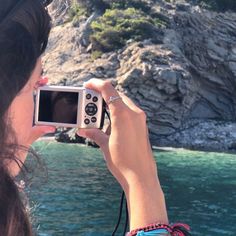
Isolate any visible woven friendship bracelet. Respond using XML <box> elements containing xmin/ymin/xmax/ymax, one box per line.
<box><xmin>126</xmin><ymin>223</ymin><xmax>191</xmax><ymax>236</ymax></box>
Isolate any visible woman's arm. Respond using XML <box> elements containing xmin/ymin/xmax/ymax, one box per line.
<box><xmin>78</xmin><ymin>79</ymin><xmax>168</xmax><ymax>230</ymax></box>
<box><xmin>125</xmin><ymin>174</ymin><xmax>168</xmax><ymax>229</ymax></box>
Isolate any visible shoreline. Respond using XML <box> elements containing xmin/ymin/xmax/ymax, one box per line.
<box><xmin>152</xmin><ymin>146</ymin><xmax>236</xmax><ymax>155</ymax></box>
<box><xmin>37</xmin><ymin>135</ymin><xmax>236</xmax><ymax>155</ymax></box>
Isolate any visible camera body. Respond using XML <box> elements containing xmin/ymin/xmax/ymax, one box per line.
<box><xmin>34</xmin><ymin>86</ymin><xmax>105</xmax><ymax>129</ymax></box>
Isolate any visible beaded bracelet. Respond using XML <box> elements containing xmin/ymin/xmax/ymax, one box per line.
<box><xmin>126</xmin><ymin>223</ymin><xmax>191</xmax><ymax>236</ymax></box>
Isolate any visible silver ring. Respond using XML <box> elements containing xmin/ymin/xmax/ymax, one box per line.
<box><xmin>107</xmin><ymin>96</ymin><xmax>122</xmax><ymax>105</ymax></box>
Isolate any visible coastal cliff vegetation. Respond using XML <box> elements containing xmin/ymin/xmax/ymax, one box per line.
<box><xmin>72</xmin><ymin>0</ymin><xmax>236</xmax><ymax>15</ymax></box>
<box><xmin>46</xmin><ymin>0</ymin><xmax>236</xmax><ymax>152</ymax></box>
<box><xmin>68</xmin><ymin>0</ymin><xmax>235</xmax><ymax>53</ymax></box>
<box><xmin>90</xmin><ymin>8</ymin><xmax>163</xmax><ymax>52</ymax></box>
<box><xmin>69</xmin><ymin>0</ymin><xmax>167</xmax><ymax>53</ymax></box>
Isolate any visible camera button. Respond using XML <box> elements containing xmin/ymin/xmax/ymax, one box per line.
<box><xmin>91</xmin><ymin>117</ymin><xmax>97</xmax><ymax>123</ymax></box>
<box><xmin>86</xmin><ymin>94</ymin><xmax>92</xmax><ymax>100</ymax></box>
<box><xmin>84</xmin><ymin>119</ymin><xmax>90</xmax><ymax>125</ymax></box>
<box><xmin>85</xmin><ymin>103</ymin><xmax>98</xmax><ymax>116</ymax></box>
<box><xmin>92</xmin><ymin>96</ymin><xmax>98</xmax><ymax>102</ymax></box>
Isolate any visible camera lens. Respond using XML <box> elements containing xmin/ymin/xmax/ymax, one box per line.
<box><xmin>92</xmin><ymin>96</ymin><xmax>98</xmax><ymax>102</ymax></box>
<box><xmin>86</xmin><ymin>94</ymin><xmax>92</xmax><ymax>100</ymax></box>
<box><xmin>85</xmin><ymin>103</ymin><xmax>98</xmax><ymax>116</ymax></box>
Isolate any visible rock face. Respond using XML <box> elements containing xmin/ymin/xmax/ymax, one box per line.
<box><xmin>48</xmin><ymin>0</ymin><xmax>71</xmax><ymax>25</ymax></box>
<box><xmin>44</xmin><ymin>0</ymin><xmax>236</xmax><ymax>152</ymax></box>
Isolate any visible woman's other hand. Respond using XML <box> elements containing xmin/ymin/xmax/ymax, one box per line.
<box><xmin>8</xmin><ymin>75</ymin><xmax>55</xmax><ymax>177</ymax></box>
<box><xmin>28</xmin><ymin>76</ymin><xmax>55</xmax><ymax>146</ymax></box>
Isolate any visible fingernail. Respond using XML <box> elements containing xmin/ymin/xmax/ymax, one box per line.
<box><xmin>39</xmin><ymin>77</ymin><xmax>48</xmax><ymax>85</ymax></box>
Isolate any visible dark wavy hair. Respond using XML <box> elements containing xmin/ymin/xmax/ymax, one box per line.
<box><xmin>0</xmin><ymin>0</ymin><xmax>51</xmax><ymax>235</ymax></box>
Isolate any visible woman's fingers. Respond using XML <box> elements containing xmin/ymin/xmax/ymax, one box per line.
<box><xmin>38</xmin><ymin>76</ymin><xmax>48</xmax><ymax>86</ymax></box>
<box><xmin>84</xmin><ymin>79</ymin><xmax>127</xmax><ymax>116</ymax></box>
<box><xmin>84</xmin><ymin>79</ymin><xmax>145</xmax><ymax>119</ymax></box>
<box><xmin>77</xmin><ymin>129</ymin><xmax>111</xmax><ymax>164</ymax></box>
<box><xmin>120</xmin><ymin>93</ymin><xmax>144</xmax><ymax>114</ymax></box>
<box><xmin>77</xmin><ymin>128</ymin><xmax>109</xmax><ymax>149</ymax></box>
<box><xmin>35</xmin><ymin>76</ymin><xmax>48</xmax><ymax>89</ymax></box>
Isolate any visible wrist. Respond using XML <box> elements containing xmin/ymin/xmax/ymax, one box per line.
<box><xmin>121</xmin><ymin>168</ymin><xmax>160</xmax><ymax>193</ymax></box>
<box><xmin>123</xmin><ymin>175</ymin><xmax>168</xmax><ymax>230</ymax></box>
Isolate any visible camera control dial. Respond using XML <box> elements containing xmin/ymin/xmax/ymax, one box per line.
<box><xmin>85</xmin><ymin>103</ymin><xmax>98</xmax><ymax>116</ymax></box>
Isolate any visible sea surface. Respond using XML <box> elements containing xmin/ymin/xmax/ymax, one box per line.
<box><xmin>28</xmin><ymin>141</ymin><xmax>236</xmax><ymax>236</ymax></box>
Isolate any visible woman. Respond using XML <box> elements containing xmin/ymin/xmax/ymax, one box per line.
<box><xmin>0</xmin><ymin>0</ymin><xmax>190</xmax><ymax>235</ymax></box>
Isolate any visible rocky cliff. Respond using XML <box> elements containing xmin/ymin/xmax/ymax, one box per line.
<box><xmin>44</xmin><ymin>0</ymin><xmax>236</xmax><ymax>152</ymax></box>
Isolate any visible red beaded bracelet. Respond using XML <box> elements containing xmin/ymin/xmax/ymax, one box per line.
<box><xmin>126</xmin><ymin>222</ymin><xmax>191</xmax><ymax>236</ymax></box>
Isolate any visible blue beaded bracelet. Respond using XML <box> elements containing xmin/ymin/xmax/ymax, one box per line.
<box><xmin>136</xmin><ymin>229</ymin><xmax>170</xmax><ymax>235</ymax></box>
<box><xmin>126</xmin><ymin>223</ymin><xmax>191</xmax><ymax>236</ymax></box>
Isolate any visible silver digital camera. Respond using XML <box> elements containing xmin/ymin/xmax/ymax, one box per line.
<box><xmin>34</xmin><ymin>86</ymin><xmax>105</xmax><ymax>128</ymax></box>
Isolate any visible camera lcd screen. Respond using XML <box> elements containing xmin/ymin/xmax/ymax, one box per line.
<box><xmin>38</xmin><ymin>90</ymin><xmax>79</xmax><ymax>124</ymax></box>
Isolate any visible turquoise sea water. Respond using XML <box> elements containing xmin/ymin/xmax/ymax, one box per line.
<box><xmin>29</xmin><ymin>141</ymin><xmax>236</xmax><ymax>236</ymax></box>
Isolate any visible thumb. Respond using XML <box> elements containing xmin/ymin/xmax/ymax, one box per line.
<box><xmin>77</xmin><ymin>129</ymin><xmax>109</xmax><ymax>149</ymax></box>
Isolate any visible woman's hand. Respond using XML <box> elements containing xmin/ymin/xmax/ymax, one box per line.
<box><xmin>8</xmin><ymin>76</ymin><xmax>55</xmax><ymax>177</ymax></box>
<box><xmin>79</xmin><ymin>79</ymin><xmax>156</xmax><ymax>189</ymax></box>
<box><xmin>27</xmin><ymin>76</ymin><xmax>56</xmax><ymax>146</ymax></box>
<box><xmin>78</xmin><ymin>79</ymin><xmax>168</xmax><ymax>229</ymax></box>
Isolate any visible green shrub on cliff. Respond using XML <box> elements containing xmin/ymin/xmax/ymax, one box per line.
<box><xmin>107</xmin><ymin>0</ymin><xmax>151</xmax><ymax>13</ymax></box>
<box><xmin>91</xmin><ymin>50</ymin><xmax>103</xmax><ymax>60</ymax></box>
<box><xmin>90</xmin><ymin>8</ymin><xmax>159</xmax><ymax>52</ymax></box>
<box><xmin>68</xmin><ymin>1</ymin><xmax>87</xmax><ymax>24</ymax></box>
<box><xmin>76</xmin><ymin>0</ymin><xmax>152</xmax><ymax>14</ymax></box>
<box><xmin>76</xmin><ymin>0</ymin><xmax>109</xmax><ymax>14</ymax></box>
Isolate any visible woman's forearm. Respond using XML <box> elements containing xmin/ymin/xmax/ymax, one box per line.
<box><xmin>124</xmin><ymin>176</ymin><xmax>169</xmax><ymax>230</ymax></box>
